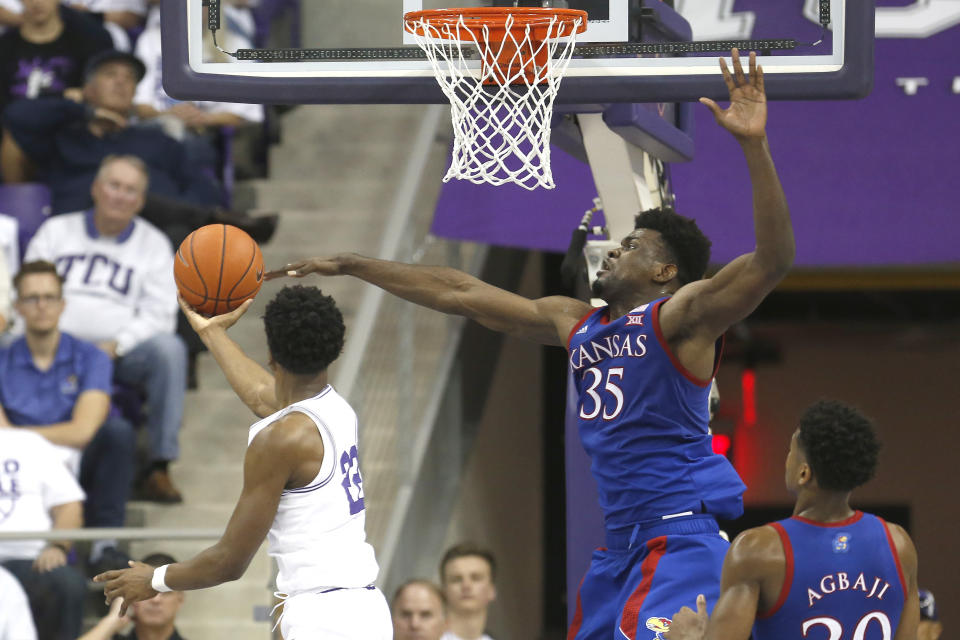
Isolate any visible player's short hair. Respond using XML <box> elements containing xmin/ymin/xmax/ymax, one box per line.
<box><xmin>439</xmin><ymin>543</ymin><xmax>497</xmax><ymax>583</ymax></box>
<box><xmin>797</xmin><ymin>400</ymin><xmax>880</xmax><ymax>492</ymax></box>
<box><xmin>391</xmin><ymin>579</ymin><xmax>446</xmax><ymax>612</ymax></box>
<box><xmin>141</xmin><ymin>552</ymin><xmax>177</xmax><ymax>568</ymax></box>
<box><xmin>634</xmin><ymin>207</ymin><xmax>711</xmax><ymax>285</ymax></box>
<box><xmin>13</xmin><ymin>260</ymin><xmax>63</xmax><ymax>295</ymax></box>
<box><xmin>264</xmin><ymin>286</ymin><xmax>345</xmax><ymax>375</ymax></box>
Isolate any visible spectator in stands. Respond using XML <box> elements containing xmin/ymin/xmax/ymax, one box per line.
<box><xmin>393</xmin><ymin>579</ymin><xmax>448</xmax><ymax>640</ymax></box>
<box><xmin>0</xmin><ymin>0</ymin><xmax>112</xmax><ymax>114</ymax></box>
<box><xmin>63</xmin><ymin>0</ymin><xmax>147</xmax><ymax>51</ymax></box>
<box><xmin>134</xmin><ymin>0</ymin><xmax>264</xmax><ymax>181</ymax></box>
<box><xmin>0</xmin><ymin>428</ymin><xmax>86</xmax><ymax>640</ymax></box>
<box><xmin>0</xmin><ymin>260</ymin><xmax>135</xmax><ymax>571</ymax></box>
<box><xmin>24</xmin><ymin>155</ymin><xmax>186</xmax><ymax>503</ymax></box>
<box><xmin>0</xmin><ymin>49</ymin><xmax>278</xmax><ymax>246</ymax></box>
<box><xmin>439</xmin><ymin>543</ymin><xmax>497</xmax><ymax>640</ymax></box>
<box><xmin>0</xmin><ymin>564</ymin><xmax>38</xmax><ymax>640</ymax></box>
<box><xmin>0</xmin><ymin>254</ymin><xmax>8</xmax><ymax>333</ymax></box>
<box><xmin>918</xmin><ymin>589</ymin><xmax>942</xmax><ymax>640</ymax></box>
<box><xmin>78</xmin><ymin>552</ymin><xmax>187</xmax><ymax>640</ymax></box>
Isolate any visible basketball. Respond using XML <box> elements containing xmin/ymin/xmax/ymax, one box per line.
<box><xmin>174</xmin><ymin>224</ymin><xmax>264</xmax><ymax>316</ymax></box>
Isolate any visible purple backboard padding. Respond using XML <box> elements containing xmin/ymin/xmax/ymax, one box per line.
<box><xmin>160</xmin><ymin>0</ymin><xmax>874</xmax><ymax>104</ymax></box>
<box><xmin>431</xmin><ymin>147</ymin><xmax>605</xmax><ymax>253</ymax></box>
<box><xmin>605</xmin><ymin>103</ymin><xmax>695</xmax><ymax>163</ymax></box>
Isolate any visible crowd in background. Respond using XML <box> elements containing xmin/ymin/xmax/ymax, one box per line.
<box><xmin>0</xmin><ymin>0</ymin><xmax>283</xmax><ymax>638</ymax></box>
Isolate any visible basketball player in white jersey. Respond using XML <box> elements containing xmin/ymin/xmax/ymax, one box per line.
<box><xmin>94</xmin><ymin>286</ymin><xmax>392</xmax><ymax>639</ymax></box>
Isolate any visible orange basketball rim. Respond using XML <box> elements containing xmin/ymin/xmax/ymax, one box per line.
<box><xmin>404</xmin><ymin>7</ymin><xmax>588</xmax><ymax>86</ymax></box>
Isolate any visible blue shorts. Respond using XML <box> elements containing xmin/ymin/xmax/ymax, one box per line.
<box><xmin>567</xmin><ymin>515</ymin><xmax>728</xmax><ymax>640</ymax></box>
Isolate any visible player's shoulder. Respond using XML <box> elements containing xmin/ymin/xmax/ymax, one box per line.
<box><xmin>727</xmin><ymin>525</ymin><xmax>789</xmax><ymax>575</ymax></box>
<box><xmin>877</xmin><ymin>518</ymin><xmax>917</xmax><ymax>567</ymax></box>
<box><xmin>250</xmin><ymin>410</ymin><xmax>319</xmax><ymax>456</ymax></box>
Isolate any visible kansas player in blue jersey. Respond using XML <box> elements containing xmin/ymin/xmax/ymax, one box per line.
<box><xmin>665</xmin><ymin>400</ymin><xmax>920</xmax><ymax>640</ymax></box>
<box><xmin>268</xmin><ymin>49</ymin><xmax>791</xmax><ymax>640</ymax></box>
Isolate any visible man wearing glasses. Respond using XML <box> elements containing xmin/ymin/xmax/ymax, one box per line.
<box><xmin>0</xmin><ymin>259</ymin><xmax>136</xmax><ymax>576</ymax></box>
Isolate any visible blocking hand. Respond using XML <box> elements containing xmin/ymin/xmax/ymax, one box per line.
<box><xmin>700</xmin><ymin>49</ymin><xmax>767</xmax><ymax>141</ymax></box>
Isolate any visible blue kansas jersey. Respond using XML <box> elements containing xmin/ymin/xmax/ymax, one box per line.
<box><xmin>567</xmin><ymin>297</ymin><xmax>745</xmax><ymax>527</ymax></box>
<box><xmin>754</xmin><ymin>511</ymin><xmax>906</xmax><ymax>640</ymax></box>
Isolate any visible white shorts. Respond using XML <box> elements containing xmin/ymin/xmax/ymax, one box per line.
<box><xmin>280</xmin><ymin>587</ymin><xmax>392</xmax><ymax>640</ymax></box>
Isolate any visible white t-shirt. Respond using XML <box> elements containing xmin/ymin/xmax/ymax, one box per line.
<box><xmin>0</xmin><ymin>565</ymin><xmax>38</xmax><ymax>640</ymax></box>
<box><xmin>248</xmin><ymin>386</ymin><xmax>380</xmax><ymax>595</ymax></box>
<box><xmin>0</xmin><ymin>430</ymin><xmax>86</xmax><ymax>562</ymax></box>
<box><xmin>24</xmin><ymin>212</ymin><xmax>177</xmax><ymax>357</ymax></box>
<box><xmin>441</xmin><ymin>633</ymin><xmax>495</xmax><ymax>640</ymax></box>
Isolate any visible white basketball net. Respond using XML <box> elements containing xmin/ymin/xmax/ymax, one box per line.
<box><xmin>405</xmin><ymin>12</ymin><xmax>584</xmax><ymax>191</ymax></box>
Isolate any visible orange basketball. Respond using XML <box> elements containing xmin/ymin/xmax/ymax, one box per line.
<box><xmin>174</xmin><ymin>224</ymin><xmax>264</xmax><ymax>317</ymax></box>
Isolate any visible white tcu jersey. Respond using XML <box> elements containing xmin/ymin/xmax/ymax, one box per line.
<box><xmin>24</xmin><ymin>212</ymin><xmax>177</xmax><ymax>356</ymax></box>
<box><xmin>248</xmin><ymin>386</ymin><xmax>379</xmax><ymax>596</ymax></box>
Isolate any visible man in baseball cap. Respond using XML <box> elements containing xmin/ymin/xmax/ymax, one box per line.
<box><xmin>83</xmin><ymin>49</ymin><xmax>146</xmax><ymax>84</ymax></box>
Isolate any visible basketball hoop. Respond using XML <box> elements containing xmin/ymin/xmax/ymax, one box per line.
<box><xmin>404</xmin><ymin>8</ymin><xmax>588</xmax><ymax>191</ymax></box>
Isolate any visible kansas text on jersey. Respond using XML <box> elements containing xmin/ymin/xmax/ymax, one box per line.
<box><xmin>567</xmin><ymin>297</ymin><xmax>745</xmax><ymax>527</ymax></box>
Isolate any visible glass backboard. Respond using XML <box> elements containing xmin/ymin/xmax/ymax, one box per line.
<box><xmin>161</xmin><ymin>0</ymin><xmax>875</xmax><ymax>105</ymax></box>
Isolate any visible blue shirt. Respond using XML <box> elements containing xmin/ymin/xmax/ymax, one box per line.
<box><xmin>567</xmin><ymin>297</ymin><xmax>745</xmax><ymax>528</ymax></box>
<box><xmin>754</xmin><ymin>511</ymin><xmax>906</xmax><ymax>640</ymax></box>
<box><xmin>0</xmin><ymin>332</ymin><xmax>112</xmax><ymax>426</ymax></box>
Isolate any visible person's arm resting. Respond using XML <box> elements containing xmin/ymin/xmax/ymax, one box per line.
<box><xmin>16</xmin><ymin>390</ymin><xmax>110</xmax><ymax>449</ymax></box>
<box><xmin>336</xmin><ymin>254</ymin><xmax>591</xmax><ymax>346</ymax></box>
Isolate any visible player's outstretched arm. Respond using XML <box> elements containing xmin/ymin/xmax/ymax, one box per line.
<box><xmin>665</xmin><ymin>526</ymin><xmax>782</xmax><ymax>640</ymax></box>
<box><xmin>179</xmin><ymin>296</ymin><xmax>280</xmax><ymax>418</ymax></box>
<box><xmin>889</xmin><ymin>522</ymin><xmax>920</xmax><ymax>640</ymax></box>
<box><xmin>266</xmin><ymin>254</ymin><xmax>592</xmax><ymax>346</ymax></box>
<box><xmin>95</xmin><ymin>414</ymin><xmax>310</xmax><ymax>613</ymax></box>
<box><xmin>664</xmin><ymin>50</ymin><xmax>794</xmax><ymax>342</ymax></box>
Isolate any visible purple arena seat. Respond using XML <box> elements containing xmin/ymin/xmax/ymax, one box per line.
<box><xmin>0</xmin><ymin>183</ymin><xmax>52</xmax><ymax>264</ymax></box>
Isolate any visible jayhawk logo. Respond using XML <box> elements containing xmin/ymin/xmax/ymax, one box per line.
<box><xmin>646</xmin><ymin>616</ymin><xmax>673</xmax><ymax>640</ymax></box>
<box><xmin>832</xmin><ymin>533</ymin><xmax>851</xmax><ymax>553</ymax></box>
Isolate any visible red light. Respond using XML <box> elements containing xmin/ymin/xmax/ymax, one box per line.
<box><xmin>741</xmin><ymin>369</ymin><xmax>756</xmax><ymax>427</ymax></box>
<box><xmin>712</xmin><ymin>433</ymin><xmax>732</xmax><ymax>456</ymax></box>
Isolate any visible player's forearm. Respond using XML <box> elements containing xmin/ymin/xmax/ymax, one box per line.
<box><xmin>741</xmin><ymin>137</ymin><xmax>794</xmax><ymax>275</ymax></box>
<box><xmin>339</xmin><ymin>254</ymin><xmax>490</xmax><ymax>319</ymax></box>
<box><xmin>197</xmin><ymin>326</ymin><xmax>278</xmax><ymax>417</ymax></box>
<box><xmin>163</xmin><ymin>543</ymin><xmax>247</xmax><ymax>590</ymax></box>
